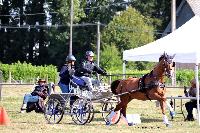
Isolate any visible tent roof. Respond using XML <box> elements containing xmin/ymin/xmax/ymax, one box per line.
<box><xmin>123</xmin><ymin>15</ymin><xmax>200</xmax><ymax>63</ymax></box>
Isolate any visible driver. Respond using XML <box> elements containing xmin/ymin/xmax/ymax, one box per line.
<box><xmin>58</xmin><ymin>54</ymin><xmax>76</xmax><ymax>93</ymax></box>
<box><xmin>58</xmin><ymin>54</ymin><xmax>78</xmax><ymax>105</ymax></box>
<box><xmin>75</xmin><ymin>51</ymin><xmax>107</xmax><ymax>97</ymax></box>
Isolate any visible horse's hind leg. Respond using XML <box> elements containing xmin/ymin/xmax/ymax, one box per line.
<box><xmin>106</xmin><ymin>96</ymin><xmax>129</xmax><ymax>125</ymax></box>
<box><xmin>105</xmin><ymin>102</ymin><xmax>122</xmax><ymax>125</ymax></box>
<box><xmin>114</xmin><ymin>95</ymin><xmax>129</xmax><ymax>115</ymax></box>
<box><xmin>121</xmin><ymin>104</ymin><xmax>127</xmax><ymax>117</ymax></box>
<box><xmin>115</xmin><ymin>96</ymin><xmax>131</xmax><ymax>125</ymax></box>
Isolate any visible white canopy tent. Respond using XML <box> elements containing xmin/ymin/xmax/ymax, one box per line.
<box><xmin>123</xmin><ymin>15</ymin><xmax>200</xmax><ymax>125</ymax></box>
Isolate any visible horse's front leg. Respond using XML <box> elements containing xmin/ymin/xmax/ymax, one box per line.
<box><xmin>160</xmin><ymin>98</ymin><xmax>171</xmax><ymax>127</ymax></box>
<box><xmin>166</xmin><ymin>100</ymin><xmax>175</xmax><ymax>119</ymax></box>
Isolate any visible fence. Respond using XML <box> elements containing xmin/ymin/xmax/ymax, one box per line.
<box><xmin>0</xmin><ymin>71</ymin><xmax>59</xmax><ymax>84</ymax></box>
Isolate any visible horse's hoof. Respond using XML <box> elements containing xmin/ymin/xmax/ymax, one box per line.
<box><xmin>128</xmin><ymin>122</ymin><xmax>134</xmax><ymax>126</ymax></box>
<box><xmin>170</xmin><ymin>111</ymin><xmax>176</xmax><ymax>117</ymax></box>
<box><xmin>106</xmin><ymin>121</ymin><xmax>111</xmax><ymax>126</ymax></box>
<box><xmin>166</xmin><ymin>123</ymin><xmax>172</xmax><ymax>128</ymax></box>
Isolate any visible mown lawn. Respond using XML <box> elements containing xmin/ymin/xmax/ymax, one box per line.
<box><xmin>0</xmin><ymin>86</ymin><xmax>200</xmax><ymax>133</ymax></box>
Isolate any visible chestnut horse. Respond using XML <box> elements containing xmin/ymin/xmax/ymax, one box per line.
<box><xmin>109</xmin><ymin>53</ymin><xmax>175</xmax><ymax>126</ymax></box>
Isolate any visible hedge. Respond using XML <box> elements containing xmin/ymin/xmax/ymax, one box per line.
<box><xmin>0</xmin><ymin>61</ymin><xmax>58</xmax><ymax>83</ymax></box>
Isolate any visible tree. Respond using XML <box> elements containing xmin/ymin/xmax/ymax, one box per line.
<box><xmin>100</xmin><ymin>44</ymin><xmax>122</xmax><ymax>70</ymax></box>
<box><xmin>129</xmin><ymin>0</ymin><xmax>182</xmax><ymax>37</ymax></box>
<box><xmin>0</xmin><ymin>0</ymin><xmax>85</xmax><ymax>68</ymax></box>
<box><xmin>102</xmin><ymin>6</ymin><xmax>154</xmax><ymax>53</ymax></box>
<box><xmin>45</xmin><ymin>0</ymin><xmax>86</xmax><ymax>69</ymax></box>
<box><xmin>71</xmin><ymin>0</ymin><xmax>127</xmax><ymax>61</ymax></box>
<box><xmin>101</xmin><ymin>6</ymin><xmax>155</xmax><ymax>70</ymax></box>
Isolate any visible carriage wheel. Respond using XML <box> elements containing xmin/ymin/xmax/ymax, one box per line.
<box><xmin>102</xmin><ymin>99</ymin><xmax>121</xmax><ymax>125</ymax></box>
<box><xmin>71</xmin><ymin>98</ymin><xmax>91</xmax><ymax>125</ymax></box>
<box><xmin>87</xmin><ymin>105</ymin><xmax>94</xmax><ymax>123</ymax></box>
<box><xmin>44</xmin><ymin>98</ymin><xmax>64</xmax><ymax>124</ymax></box>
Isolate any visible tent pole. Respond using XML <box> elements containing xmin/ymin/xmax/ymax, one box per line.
<box><xmin>123</xmin><ymin>60</ymin><xmax>126</xmax><ymax>79</ymax></box>
<box><xmin>171</xmin><ymin>0</ymin><xmax>176</xmax><ymax>87</ymax></box>
<box><xmin>195</xmin><ymin>63</ymin><xmax>200</xmax><ymax>125</ymax></box>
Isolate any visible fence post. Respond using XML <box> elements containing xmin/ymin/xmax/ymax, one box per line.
<box><xmin>46</xmin><ymin>74</ymin><xmax>48</xmax><ymax>83</ymax></box>
<box><xmin>109</xmin><ymin>72</ymin><xmax>112</xmax><ymax>85</ymax></box>
<box><xmin>8</xmin><ymin>71</ymin><xmax>11</xmax><ymax>83</ymax></box>
<box><xmin>0</xmin><ymin>70</ymin><xmax>3</xmax><ymax>101</ymax></box>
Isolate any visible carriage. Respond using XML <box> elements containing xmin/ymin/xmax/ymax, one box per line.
<box><xmin>43</xmin><ymin>75</ymin><xmax>121</xmax><ymax>125</ymax></box>
<box><xmin>44</xmin><ymin>53</ymin><xmax>176</xmax><ymax>127</ymax></box>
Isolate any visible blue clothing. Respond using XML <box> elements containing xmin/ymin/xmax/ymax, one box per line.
<box><xmin>23</xmin><ymin>94</ymin><xmax>39</xmax><ymax>104</ymax></box>
<box><xmin>59</xmin><ymin>65</ymin><xmax>72</xmax><ymax>85</ymax></box>
<box><xmin>22</xmin><ymin>85</ymin><xmax>48</xmax><ymax>104</ymax></box>
<box><xmin>58</xmin><ymin>82</ymin><xmax>70</xmax><ymax>93</ymax></box>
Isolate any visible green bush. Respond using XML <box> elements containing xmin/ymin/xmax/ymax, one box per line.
<box><xmin>176</xmin><ymin>69</ymin><xmax>195</xmax><ymax>86</ymax></box>
<box><xmin>0</xmin><ymin>61</ymin><xmax>58</xmax><ymax>83</ymax></box>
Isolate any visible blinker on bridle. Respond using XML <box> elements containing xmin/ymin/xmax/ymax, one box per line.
<box><xmin>163</xmin><ymin>56</ymin><xmax>175</xmax><ymax>77</ymax></box>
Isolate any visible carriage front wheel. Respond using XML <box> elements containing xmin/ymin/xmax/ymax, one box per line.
<box><xmin>102</xmin><ymin>99</ymin><xmax>121</xmax><ymax>125</ymax></box>
<box><xmin>71</xmin><ymin>98</ymin><xmax>91</xmax><ymax>125</ymax></box>
<box><xmin>44</xmin><ymin>98</ymin><xmax>64</xmax><ymax>124</ymax></box>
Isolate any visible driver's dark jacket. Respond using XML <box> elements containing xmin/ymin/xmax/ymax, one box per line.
<box><xmin>59</xmin><ymin>64</ymin><xmax>75</xmax><ymax>85</ymax></box>
<box><xmin>75</xmin><ymin>60</ymin><xmax>106</xmax><ymax>77</ymax></box>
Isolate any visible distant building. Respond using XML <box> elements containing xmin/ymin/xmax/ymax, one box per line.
<box><xmin>163</xmin><ymin>0</ymin><xmax>200</xmax><ymax>69</ymax></box>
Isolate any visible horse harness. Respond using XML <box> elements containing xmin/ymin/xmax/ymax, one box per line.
<box><xmin>139</xmin><ymin>71</ymin><xmax>165</xmax><ymax>91</ymax></box>
<box><xmin>136</xmin><ymin>71</ymin><xmax>165</xmax><ymax>100</ymax></box>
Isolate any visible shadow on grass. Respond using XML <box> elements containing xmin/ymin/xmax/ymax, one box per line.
<box><xmin>140</xmin><ymin>117</ymin><xmax>163</xmax><ymax>123</ymax></box>
<box><xmin>61</xmin><ymin>117</ymin><xmax>105</xmax><ymax>126</ymax></box>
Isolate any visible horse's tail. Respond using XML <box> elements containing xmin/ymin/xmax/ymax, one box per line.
<box><xmin>111</xmin><ymin>79</ymin><xmax>121</xmax><ymax>95</ymax></box>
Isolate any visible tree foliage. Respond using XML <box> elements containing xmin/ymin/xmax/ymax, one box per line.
<box><xmin>100</xmin><ymin>44</ymin><xmax>122</xmax><ymax>70</ymax></box>
<box><xmin>0</xmin><ymin>0</ymin><xmax>177</xmax><ymax>71</ymax></box>
<box><xmin>102</xmin><ymin>6</ymin><xmax>154</xmax><ymax>53</ymax></box>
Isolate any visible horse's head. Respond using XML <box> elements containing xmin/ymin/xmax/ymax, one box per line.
<box><xmin>159</xmin><ymin>53</ymin><xmax>175</xmax><ymax>78</ymax></box>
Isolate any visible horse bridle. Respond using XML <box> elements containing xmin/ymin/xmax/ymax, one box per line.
<box><xmin>163</xmin><ymin>57</ymin><xmax>175</xmax><ymax>78</ymax></box>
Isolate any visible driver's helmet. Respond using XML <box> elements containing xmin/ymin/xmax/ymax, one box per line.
<box><xmin>66</xmin><ymin>54</ymin><xmax>76</xmax><ymax>62</ymax></box>
<box><xmin>85</xmin><ymin>51</ymin><xmax>94</xmax><ymax>57</ymax></box>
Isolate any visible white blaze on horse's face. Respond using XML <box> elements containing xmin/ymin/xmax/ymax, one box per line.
<box><xmin>165</xmin><ymin>58</ymin><xmax>175</xmax><ymax>78</ymax></box>
<box><xmin>169</xmin><ymin>62</ymin><xmax>175</xmax><ymax>78</ymax></box>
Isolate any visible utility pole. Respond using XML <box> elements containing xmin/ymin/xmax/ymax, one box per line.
<box><xmin>171</xmin><ymin>0</ymin><xmax>176</xmax><ymax>87</ymax></box>
<box><xmin>69</xmin><ymin>0</ymin><xmax>73</xmax><ymax>55</ymax></box>
<box><xmin>96</xmin><ymin>21</ymin><xmax>101</xmax><ymax>80</ymax></box>
<box><xmin>97</xmin><ymin>21</ymin><xmax>100</xmax><ymax>67</ymax></box>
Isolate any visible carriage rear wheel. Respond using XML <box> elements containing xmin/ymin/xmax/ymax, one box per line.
<box><xmin>71</xmin><ymin>98</ymin><xmax>91</xmax><ymax>125</ymax></box>
<box><xmin>102</xmin><ymin>99</ymin><xmax>121</xmax><ymax>125</ymax></box>
<box><xmin>44</xmin><ymin>98</ymin><xmax>64</xmax><ymax>124</ymax></box>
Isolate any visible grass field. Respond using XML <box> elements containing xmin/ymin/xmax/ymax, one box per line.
<box><xmin>0</xmin><ymin>86</ymin><xmax>200</xmax><ymax>133</ymax></box>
